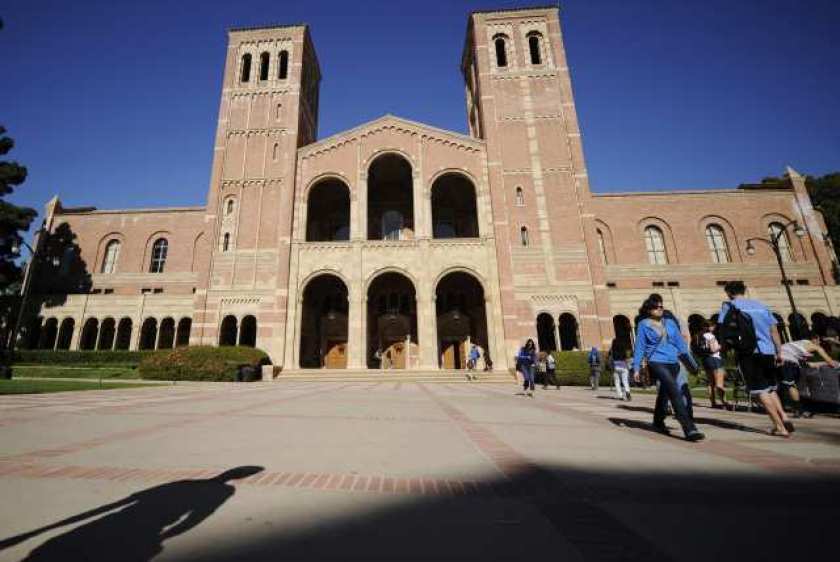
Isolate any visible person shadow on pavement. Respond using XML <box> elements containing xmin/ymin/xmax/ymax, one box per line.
<box><xmin>0</xmin><ymin>465</ymin><xmax>263</xmax><ymax>562</ymax></box>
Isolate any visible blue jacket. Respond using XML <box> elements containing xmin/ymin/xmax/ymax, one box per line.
<box><xmin>516</xmin><ymin>347</ymin><xmax>535</xmax><ymax>368</ymax></box>
<box><xmin>632</xmin><ymin>317</ymin><xmax>690</xmax><ymax>372</ymax></box>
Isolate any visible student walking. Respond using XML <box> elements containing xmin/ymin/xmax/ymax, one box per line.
<box><xmin>718</xmin><ymin>281</ymin><xmax>792</xmax><ymax>437</ymax></box>
<box><xmin>779</xmin><ymin>333</ymin><xmax>838</xmax><ymax>418</ymax></box>
<box><xmin>632</xmin><ymin>297</ymin><xmax>705</xmax><ymax>442</ymax></box>
<box><xmin>588</xmin><ymin>346</ymin><xmax>602</xmax><ymax>390</ymax></box>
<box><xmin>543</xmin><ymin>351</ymin><xmax>560</xmax><ymax>389</ymax></box>
<box><xmin>649</xmin><ymin>293</ymin><xmax>693</xmax><ymax>415</ymax></box>
<box><xmin>692</xmin><ymin>320</ymin><xmax>730</xmax><ymax>409</ymax></box>
<box><xmin>516</xmin><ymin>339</ymin><xmax>537</xmax><ymax>396</ymax></box>
<box><xmin>609</xmin><ymin>337</ymin><xmax>632</xmax><ymax>401</ymax></box>
<box><xmin>466</xmin><ymin>344</ymin><xmax>480</xmax><ymax>381</ymax></box>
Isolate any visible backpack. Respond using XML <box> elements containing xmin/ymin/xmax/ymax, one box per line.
<box><xmin>691</xmin><ymin>333</ymin><xmax>712</xmax><ymax>357</ymax></box>
<box><xmin>719</xmin><ymin>303</ymin><xmax>758</xmax><ymax>355</ymax></box>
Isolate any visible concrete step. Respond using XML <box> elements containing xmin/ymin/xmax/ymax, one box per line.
<box><xmin>272</xmin><ymin>369</ymin><xmax>513</xmax><ymax>383</ymax></box>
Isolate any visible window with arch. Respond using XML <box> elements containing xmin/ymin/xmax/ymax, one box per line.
<box><xmin>494</xmin><ymin>36</ymin><xmax>508</xmax><ymax>68</ymax></box>
<box><xmin>259</xmin><ymin>52</ymin><xmax>270</xmax><ymax>80</ymax></box>
<box><xmin>222</xmin><ymin>233</ymin><xmax>231</xmax><ymax>252</ymax></box>
<box><xmin>272</xmin><ymin>143</ymin><xmax>279</xmax><ymax>161</ymax></box>
<box><xmin>520</xmin><ymin>226</ymin><xmax>529</xmax><ymax>247</ymax></box>
<box><xmin>101</xmin><ymin>240</ymin><xmax>121</xmax><ymax>274</ymax></box>
<box><xmin>644</xmin><ymin>226</ymin><xmax>668</xmax><ymax>264</ymax></box>
<box><xmin>225</xmin><ymin>198</ymin><xmax>235</xmax><ymax>216</ymax></box>
<box><xmin>527</xmin><ymin>32</ymin><xmax>543</xmax><ymax>65</ymax></box>
<box><xmin>768</xmin><ymin>222</ymin><xmax>793</xmax><ymax>262</ymax></box>
<box><xmin>278</xmin><ymin>50</ymin><xmax>289</xmax><ymax>79</ymax></box>
<box><xmin>515</xmin><ymin>186</ymin><xmax>524</xmax><ymax>206</ymax></box>
<box><xmin>275</xmin><ymin>103</ymin><xmax>282</xmax><ymax>120</ymax></box>
<box><xmin>705</xmin><ymin>224</ymin><xmax>731</xmax><ymax>264</ymax></box>
<box><xmin>240</xmin><ymin>53</ymin><xmax>252</xmax><ymax>83</ymax></box>
<box><xmin>596</xmin><ymin>228</ymin><xmax>608</xmax><ymax>265</ymax></box>
<box><xmin>149</xmin><ymin>238</ymin><xmax>168</xmax><ymax>273</ymax></box>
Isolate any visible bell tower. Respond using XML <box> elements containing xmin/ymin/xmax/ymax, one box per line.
<box><xmin>192</xmin><ymin>24</ymin><xmax>321</xmax><ymax>363</ymax></box>
<box><xmin>463</xmin><ymin>6</ymin><xmax>611</xmax><ymax>353</ymax></box>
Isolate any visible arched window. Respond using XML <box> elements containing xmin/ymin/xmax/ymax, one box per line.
<box><xmin>769</xmin><ymin>222</ymin><xmax>793</xmax><ymax>262</ymax></box>
<box><xmin>275</xmin><ymin>103</ymin><xmax>282</xmax><ymax>120</ymax></box>
<box><xmin>222</xmin><ymin>233</ymin><xmax>231</xmax><ymax>252</ymax></box>
<box><xmin>225</xmin><ymin>199</ymin><xmax>235</xmax><ymax>215</ymax></box>
<box><xmin>494</xmin><ymin>36</ymin><xmax>508</xmax><ymax>68</ymax></box>
<box><xmin>240</xmin><ymin>53</ymin><xmax>252</xmax><ymax>83</ymax></box>
<box><xmin>527</xmin><ymin>33</ymin><xmax>542</xmax><ymax>65</ymax></box>
<box><xmin>520</xmin><ymin>226</ymin><xmax>529</xmax><ymax>247</ymax></box>
<box><xmin>382</xmin><ymin>210</ymin><xmax>404</xmax><ymax>241</ymax></box>
<box><xmin>596</xmin><ymin>229</ymin><xmax>608</xmax><ymax>265</ymax></box>
<box><xmin>149</xmin><ymin>238</ymin><xmax>168</xmax><ymax>273</ymax></box>
<box><xmin>239</xmin><ymin>315</ymin><xmax>257</xmax><ymax>347</ymax></box>
<box><xmin>278</xmin><ymin>50</ymin><xmax>289</xmax><ymax>79</ymax></box>
<box><xmin>259</xmin><ymin>52</ymin><xmax>270</xmax><ymax>80</ymax></box>
<box><xmin>515</xmin><ymin>187</ymin><xmax>524</xmax><ymax>206</ymax></box>
<box><xmin>272</xmin><ymin>143</ymin><xmax>279</xmax><ymax>161</ymax></box>
<box><xmin>644</xmin><ymin>226</ymin><xmax>667</xmax><ymax>264</ymax></box>
<box><xmin>101</xmin><ymin>240</ymin><xmax>121</xmax><ymax>274</ymax></box>
<box><xmin>705</xmin><ymin>224</ymin><xmax>731</xmax><ymax>263</ymax></box>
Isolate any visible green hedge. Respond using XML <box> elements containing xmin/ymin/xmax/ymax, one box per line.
<box><xmin>138</xmin><ymin>346</ymin><xmax>270</xmax><ymax>382</ymax></box>
<box><xmin>13</xmin><ymin>350</ymin><xmax>158</xmax><ymax>366</ymax></box>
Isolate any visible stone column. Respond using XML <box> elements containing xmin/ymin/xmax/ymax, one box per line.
<box><xmin>348</xmin><ymin>286</ymin><xmax>364</xmax><ymax>369</ymax></box>
<box><xmin>418</xmin><ymin>294</ymin><xmax>437</xmax><ymax>369</ymax></box>
<box><xmin>69</xmin><ymin>320</ymin><xmax>82</xmax><ymax>351</ymax></box>
<box><xmin>130</xmin><ymin>318</ymin><xmax>142</xmax><ymax>350</ymax></box>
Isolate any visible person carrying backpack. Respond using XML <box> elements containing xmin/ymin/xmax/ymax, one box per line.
<box><xmin>588</xmin><ymin>346</ymin><xmax>602</xmax><ymax>390</ymax></box>
<box><xmin>718</xmin><ymin>281</ymin><xmax>792</xmax><ymax>437</ymax></box>
<box><xmin>692</xmin><ymin>320</ymin><xmax>730</xmax><ymax>410</ymax></box>
<box><xmin>631</xmin><ymin>297</ymin><xmax>704</xmax><ymax>441</ymax></box>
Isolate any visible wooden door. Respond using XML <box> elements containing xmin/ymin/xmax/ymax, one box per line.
<box><xmin>390</xmin><ymin>342</ymin><xmax>406</xmax><ymax>369</ymax></box>
<box><xmin>324</xmin><ymin>341</ymin><xmax>347</xmax><ymax>369</ymax></box>
<box><xmin>442</xmin><ymin>342</ymin><xmax>455</xmax><ymax>369</ymax></box>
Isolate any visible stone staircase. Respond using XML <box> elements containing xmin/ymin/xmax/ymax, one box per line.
<box><xmin>271</xmin><ymin>368</ymin><xmax>514</xmax><ymax>384</ymax></box>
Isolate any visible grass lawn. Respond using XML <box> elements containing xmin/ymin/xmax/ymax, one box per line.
<box><xmin>11</xmin><ymin>365</ymin><xmax>140</xmax><ymax>380</ymax></box>
<box><xmin>0</xmin><ymin>379</ymin><xmax>157</xmax><ymax>394</ymax></box>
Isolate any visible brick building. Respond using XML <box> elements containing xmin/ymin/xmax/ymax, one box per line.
<box><xmin>21</xmin><ymin>6</ymin><xmax>839</xmax><ymax>372</ymax></box>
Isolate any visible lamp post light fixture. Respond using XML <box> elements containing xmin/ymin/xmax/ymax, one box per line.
<box><xmin>745</xmin><ymin>219</ymin><xmax>807</xmax><ymax>334</ymax></box>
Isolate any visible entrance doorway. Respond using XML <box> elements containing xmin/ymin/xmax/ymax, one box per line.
<box><xmin>299</xmin><ymin>274</ymin><xmax>349</xmax><ymax>369</ymax></box>
<box><xmin>435</xmin><ymin>271</ymin><xmax>489</xmax><ymax>370</ymax></box>
<box><xmin>367</xmin><ymin>272</ymin><xmax>418</xmax><ymax>369</ymax></box>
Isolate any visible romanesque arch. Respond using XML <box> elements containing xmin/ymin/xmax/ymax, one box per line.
<box><xmin>56</xmin><ymin>318</ymin><xmax>74</xmax><ymax>350</ymax></box>
<box><xmin>39</xmin><ymin>318</ymin><xmax>59</xmax><ymax>350</ymax></box>
<box><xmin>158</xmin><ymin>318</ymin><xmax>176</xmax><ymax>349</ymax></box>
<box><xmin>306</xmin><ymin>178</ymin><xmax>350</xmax><ymax>241</ymax></box>
<box><xmin>239</xmin><ymin>316</ymin><xmax>257</xmax><ymax>347</ymax></box>
<box><xmin>115</xmin><ymin>318</ymin><xmax>132</xmax><ymax>350</ymax></box>
<box><xmin>139</xmin><ymin>318</ymin><xmax>158</xmax><ymax>350</ymax></box>
<box><xmin>176</xmin><ymin>318</ymin><xmax>191</xmax><ymax>347</ymax></box>
<box><xmin>367</xmin><ymin>271</ymin><xmax>417</xmax><ymax>368</ymax></box>
<box><xmin>367</xmin><ymin>153</ymin><xmax>414</xmax><ymax>240</ymax></box>
<box><xmin>536</xmin><ymin>312</ymin><xmax>557</xmax><ymax>353</ymax></box>
<box><xmin>79</xmin><ymin>318</ymin><xmax>99</xmax><ymax>350</ymax></box>
<box><xmin>219</xmin><ymin>316</ymin><xmax>238</xmax><ymax>346</ymax></box>
<box><xmin>299</xmin><ymin>274</ymin><xmax>349</xmax><ymax>368</ymax></box>
<box><xmin>435</xmin><ymin>271</ymin><xmax>488</xmax><ymax>369</ymax></box>
<box><xmin>558</xmin><ymin>313</ymin><xmax>580</xmax><ymax>351</ymax></box>
<box><xmin>431</xmin><ymin>172</ymin><xmax>478</xmax><ymax>238</ymax></box>
<box><xmin>97</xmin><ymin>318</ymin><xmax>116</xmax><ymax>350</ymax></box>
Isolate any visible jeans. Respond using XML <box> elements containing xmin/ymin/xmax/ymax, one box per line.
<box><xmin>613</xmin><ymin>364</ymin><xmax>630</xmax><ymax>398</ymax></box>
<box><xmin>590</xmin><ymin>368</ymin><xmax>601</xmax><ymax>390</ymax></box>
<box><xmin>649</xmin><ymin>361</ymin><xmax>698</xmax><ymax>436</ymax></box>
<box><xmin>522</xmin><ymin>365</ymin><xmax>535</xmax><ymax>391</ymax></box>
<box><xmin>676</xmin><ymin>365</ymin><xmax>694</xmax><ymax>418</ymax></box>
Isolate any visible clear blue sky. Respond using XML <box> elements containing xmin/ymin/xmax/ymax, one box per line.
<box><xmin>2</xmin><ymin>0</ymin><xmax>839</xmax><ymax>228</ymax></box>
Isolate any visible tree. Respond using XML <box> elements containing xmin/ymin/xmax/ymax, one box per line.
<box><xmin>0</xmin><ymin>125</ymin><xmax>37</xmax><ymax>292</ymax></box>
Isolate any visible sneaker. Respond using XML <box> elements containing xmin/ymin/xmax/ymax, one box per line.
<box><xmin>685</xmin><ymin>431</ymin><xmax>706</xmax><ymax>442</ymax></box>
<box><xmin>527</xmin><ymin>390</ymin><xmax>533</xmax><ymax>397</ymax></box>
<box><xmin>625</xmin><ymin>392</ymin><xmax>632</xmax><ymax>402</ymax></box>
<box><xmin>652</xmin><ymin>421</ymin><xmax>669</xmax><ymax>434</ymax></box>
<box><xmin>783</xmin><ymin>421</ymin><xmax>796</xmax><ymax>433</ymax></box>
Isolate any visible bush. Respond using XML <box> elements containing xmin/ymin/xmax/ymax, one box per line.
<box><xmin>138</xmin><ymin>346</ymin><xmax>270</xmax><ymax>381</ymax></box>
<box><xmin>13</xmin><ymin>350</ymin><xmax>157</xmax><ymax>366</ymax></box>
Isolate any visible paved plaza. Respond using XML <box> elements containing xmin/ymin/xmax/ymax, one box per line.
<box><xmin>0</xmin><ymin>381</ymin><xmax>838</xmax><ymax>561</ymax></box>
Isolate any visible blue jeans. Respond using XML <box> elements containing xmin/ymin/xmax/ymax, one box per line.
<box><xmin>649</xmin><ymin>362</ymin><xmax>698</xmax><ymax>436</ymax></box>
<box><xmin>522</xmin><ymin>365</ymin><xmax>535</xmax><ymax>391</ymax></box>
<box><xmin>676</xmin><ymin>366</ymin><xmax>694</xmax><ymax>418</ymax></box>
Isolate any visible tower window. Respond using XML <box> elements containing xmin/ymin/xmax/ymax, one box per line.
<box><xmin>223</xmin><ymin>233</ymin><xmax>231</xmax><ymax>252</ymax></box>
<box><xmin>278</xmin><ymin>50</ymin><xmax>289</xmax><ymax>79</ymax></box>
<box><xmin>101</xmin><ymin>240</ymin><xmax>121</xmax><ymax>274</ymax></box>
<box><xmin>225</xmin><ymin>199</ymin><xmax>235</xmax><ymax>215</ymax></box>
<box><xmin>272</xmin><ymin>143</ymin><xmax>280</xmax><ymax>161</ymax></box>
<box><xmin>520</xmin><ymin>226</ymin><xmax>529</xmax><ymax>247</ymax></box>
<box><xmin>494</xmin><ymin>37</ymin><xmax>508</xmax><ymax>68</ymax></box>
<box><xmin>275</xmin><ymin>103</ymin><xmax>282</xmax><ymax>120</ymax></box>
<box><xmin>528</xmin><ymin>33</ymin><xmax>543</xmax><ymax>65</ymax></box>
<box><xmin>515</xmin><ymin>187</ymin><xmax>524</xmax><ymax>206</ymax></box>
<box><xmin>149</xmin><ymin>238</ymin><xmax>168</xmax><ymax>273</ymax></box>
<box><xmin>596</xmin><ymin>229</ymin><xmax>608</xmax><ymax>265</ymax></box>
<box><xmin>259</xmin><ymin>52</ymin><xmax>270</xmax><ymax>80</ymax></box>
<box><xmin>240</xmin><ymin>54</ymin><xmax>252</xmax><ymax>83</ymax></box>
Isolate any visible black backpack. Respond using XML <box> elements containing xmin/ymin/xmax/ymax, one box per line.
<box><xmin>691</xmin><ymin>334</ymin><xmax>711</xmax><ymax>357</ymax></box>
<box><xmin>719</xmin><ymin>304</ymin><xmax>758</xmax><ymax>355</ymax></box>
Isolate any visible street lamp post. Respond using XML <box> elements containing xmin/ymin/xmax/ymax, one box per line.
<box><xmin>745</xmin><ymin>219</ymin><xmax>807</xmax><ymax>335</ymax></box>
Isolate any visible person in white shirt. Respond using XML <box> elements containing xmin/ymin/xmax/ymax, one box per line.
<box><xmin>692</xmin><ymin>321</ymin><xmax>729</xmax><ymax>409</ymax></box>
<box><xmin>779</xmin><ymin>332</ymin><xmax>838</xmax><ymax>418</ymax></box>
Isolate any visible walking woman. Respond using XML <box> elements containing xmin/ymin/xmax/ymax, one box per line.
<box><xmin>609</xmin><ymin>337</ymin><xmax>632</xmax><ymax>401</ymax></box>
<box><xmin>693</xmin><ymin>320</ymin><xmax>730</xmax><ymax>409</ymax></box>
<box><xmin>516</xmin><ymin>339</ymin><xmax>537</xmax><ymax>397</ymax></box>
<box><xmin>631</xmin><ymin>297</ymin><xmax>705</xmax><ymax>442</ymax></box>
